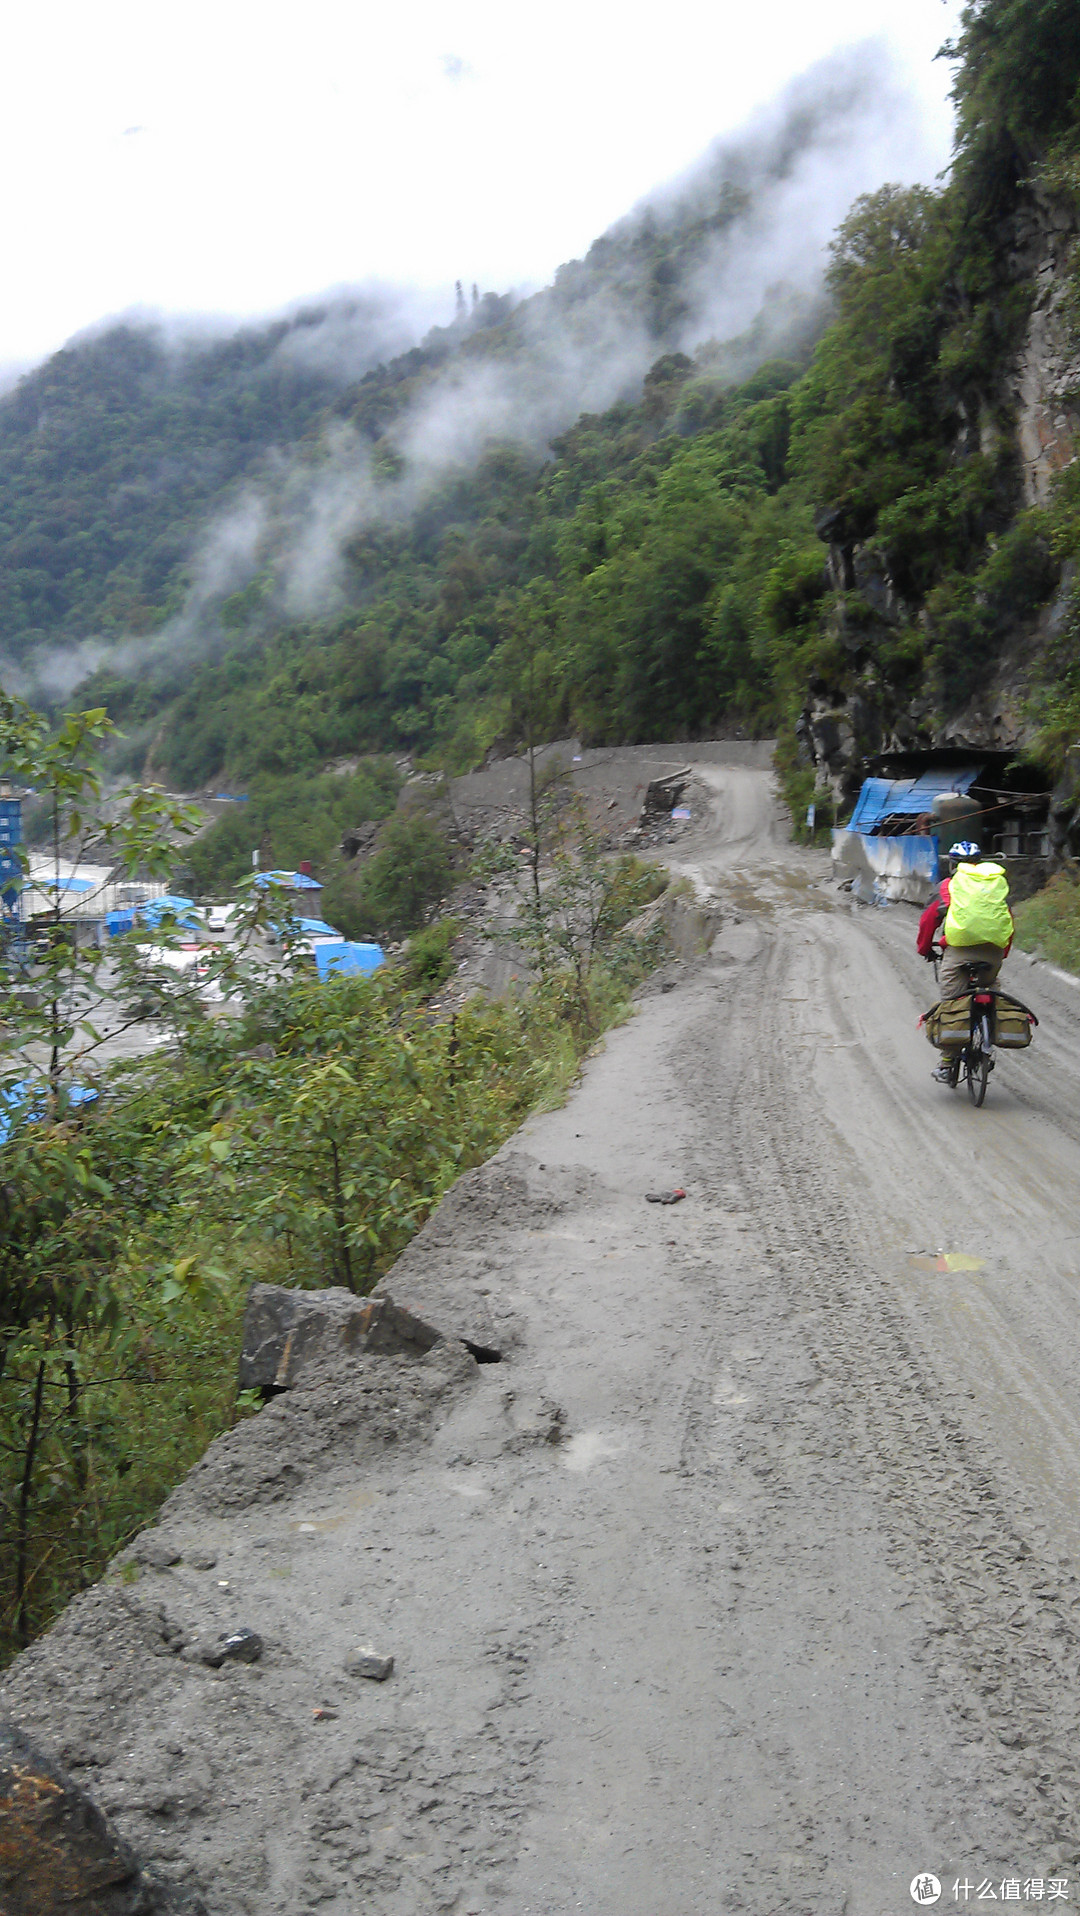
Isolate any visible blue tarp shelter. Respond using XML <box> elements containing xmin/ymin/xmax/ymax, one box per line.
<box><xmin>255</xmin><ymin>870</ymin><xmax>323</xmax><ymax>892</ymax></box>
<box><xmin>0</xmin><ymin>1079</ymin><xmax>98</xmax><ymax>1145</ymax></box>
<box><xmin>847</xmin><ymin>767</ymin><xmax>982</xmax><ymax>833</ymax></box>
<box><xmin>105</xmin><ymin>909</ymin><xmax>136</xmax><ymax>937</ymax></box>
<box><xmin>312</xmin><ymin>941</ymin><xmax>385</xmax><ymax>980</ymax></box>
<box><xmin>297</xmin><ymin>917</ymin><xmax>341</xmax><ymax>938</ymax></box>
<box><xmin>832</xmin><ymin>829</ymin><xmax>939</xmax><ymax>903</ymax></box>
<box><xmin>139</xmin><ymin>894</ymin><xmax>203</xmax><ymax>931</ymax></box>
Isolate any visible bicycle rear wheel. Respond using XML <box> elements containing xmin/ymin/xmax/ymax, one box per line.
<box><xmin>966</xmin><ymin>1021</ymin><xmax>992</xmax><ymax>1107</ymax></box>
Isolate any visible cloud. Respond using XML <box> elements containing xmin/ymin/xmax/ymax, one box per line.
<box><xmin>354</xmin><ymin>44</ymin><xmax>914</xmax><ymax>481</ymax></box>
<box><xmin>6</xmin><ymin>491</ymin><xmax>270</xmax><ymax>704</ymax></box>
<box><xmin>669</xmin><ymin>42</ymin><xmax>937</xmax><ymax>352</ymax></box>
<box><xmin>54</xmin><ymin>280</ymin><xmax>450</xmax><ymax>392</ymax></box>
<box><xmin>266</xmin><ymin>284</ymin><xmax>453</xmax><ymax>385</ymax></box>
<box><xmin>178</xmin><ymin>491</ymin><xmax>269</xmax><ymax>630</ymax></box>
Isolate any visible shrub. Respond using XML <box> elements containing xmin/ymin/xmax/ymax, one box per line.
<box><xmin>928</xmin><ymin>513</ymin><xmax>1059</xmax><ymax>711</ymax></box>
<box><xmin>182</xmin><ymin>763</ymin><xmax>400</xmax><ymax>895</ymax></box>
<box><xmin>401</xmin><ymin>917</ymin><xmax>461</xmax><ymax>993</ymax></box>
<box><xmin>321</xmin><ymin>813</ymin><xmax>456</xmax><ymax>943</ymax></box>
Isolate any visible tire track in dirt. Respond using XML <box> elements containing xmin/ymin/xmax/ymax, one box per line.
<box><xmin>686</xmin><ymin>910</ymin><xmax>1080</xmax><ymax>1886</ymax></box>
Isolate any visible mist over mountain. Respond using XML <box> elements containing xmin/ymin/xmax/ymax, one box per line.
<box><xmin>0</xmin><ymin>286</ymin><xmax>447</xmax><ymax>697</ymax></box>
<box><xmin>0</xmin><ymin>43</ymin><xmax>935</xmax><ymax>705</ymax></box>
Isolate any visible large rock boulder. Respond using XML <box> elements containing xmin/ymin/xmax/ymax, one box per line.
<box><xmin>0</xmin><ymin>1719</ymin><xmax>205</xmax><ymax>1915</ymax></box>
<box><xmin>238</xmin><ymin>1282</ymin><xmax>441</xmax><ymax>1392</ymax></box>
<box><xmin>639</xmin><ymin>769</ymin><xmax>691</xmax><ymax>819</ymax></box>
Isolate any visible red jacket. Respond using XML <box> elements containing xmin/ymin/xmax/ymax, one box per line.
<box><xmin>917</xmin><ymin>875</ymin><xmax>1014</xmax><ymax>958</ymax></box>
<box><xmin>917</xmin><ymin>878</ymin><xmax>950</xmax><ymax>958</ymax></box>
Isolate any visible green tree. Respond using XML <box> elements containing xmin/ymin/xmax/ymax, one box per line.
<box><xmin>322</xmin><ymin>812</ymin><xmax>456</xmax><ymax>943</ymax></box>
<box><xmin>0</xmin><ymin>697</ymin><xmax>202</xmax><ymax>1645</ymax></box>
<box><xmin>485</xmin><ymin>793</ymin><xmax>666</xmax><ymax>1035</ymax></box>
<box><xmin>0</xmin><ymin>697</ymin><xmax>202</xmax><ymax>1084</ymax></box>
<box><xmin>949</xmin><ymin>0</ymin><xmax>1080</xmax><ymax>215</ymax></box>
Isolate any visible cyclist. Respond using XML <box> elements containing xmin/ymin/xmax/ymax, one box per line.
<box><xmin>917</xmin><ymin>841</ymin><xmax>1014</xmax><ymax>1084</ymax></box>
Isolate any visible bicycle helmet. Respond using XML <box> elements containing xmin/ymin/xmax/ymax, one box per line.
<box><xmin>947</xmin><ymin>840</ymin><xmax>981</xmax><ymax>860</ymax></box>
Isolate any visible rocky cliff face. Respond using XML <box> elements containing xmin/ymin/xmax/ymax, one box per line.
<box><xmin>1011</xmin><ymin>190</ymin><xmax>1080</xmax><ymax>506</ymax></box>
<box><xmin>799</xmin><ymin>187</ymin><xmax>1080</xmax><ymax>810</ymax></box>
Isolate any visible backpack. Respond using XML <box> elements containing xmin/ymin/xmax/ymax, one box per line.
<box><xmin>943</xmin><ymin>861</ymin><xmax>1012</xmax><ymax>948</ymax></box>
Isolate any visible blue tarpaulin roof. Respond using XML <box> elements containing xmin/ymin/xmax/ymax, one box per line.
<box><xmin>255</xmin><ymin>870</ymin><xmax>323</xmax><ymax>891</ymax></box>
<box><xmin>312</xmin><ymin>941</ymin><xmax>385</xmax><ymax>980</ymax></box>
<box><xmin>848</xmin><ymin>768</ymin><xmax>983</xmax><ymax>833</ymax></box>
<box><xmin>297</xmin><ymin>918</ymin><xmax>341</xmax><ymax>937</ymax></box>
<box><xmin>0</xmin><ymin>1079</ymin><xmax>98</xmax><ymax>1144</ymax></box>
<box><xmin>141</xmin><ymin>893</ymin><xmax>195</xmax><ymax>912</ymax></box>
<box><xmin>139</xmin><ymin>894</ymin><xmax>203</xmax><ymax>930</ymax></box>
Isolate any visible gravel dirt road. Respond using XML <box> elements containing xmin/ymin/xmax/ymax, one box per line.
<box><xmin>7</xmin><ymin>748</ymin><xmax>1080</xmax><ymax>1916</ymax></box>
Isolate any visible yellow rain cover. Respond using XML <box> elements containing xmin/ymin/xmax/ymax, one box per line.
<box><xmin>943</xmin><ymin>861</ymin><xmax>1012</xmax><ymax>947</ymax></box>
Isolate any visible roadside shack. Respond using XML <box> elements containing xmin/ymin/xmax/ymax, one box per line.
<box><xmin>832</xmin><ymin>753</ymin><xmax>1052</xmax><ymax>906</ymax></box>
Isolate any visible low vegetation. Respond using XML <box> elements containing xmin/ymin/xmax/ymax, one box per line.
<box><xmin>1013</xmin><ymin>869</ymin><xmax>1080</xmax><ymax>973</ymax></box>
<box><xmin>0</xmin><ymin>699</ymin><xmax>669</xmax><ymax>1663</ymax></box>
<box><xmin>320</xmin><ymin>810</ymin><xmax>458</xmax><ymax>943</ymax></box>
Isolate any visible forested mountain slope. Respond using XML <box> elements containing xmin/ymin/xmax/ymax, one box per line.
<box><xmin>5</xmin><ymin>3</ymin><xmax>1080</xmax><ymax>848</ymax></box>
<box><xmin>0</xmin><ymin>294</ymin><xmax>436</xmax><ymax>669</ymax></box>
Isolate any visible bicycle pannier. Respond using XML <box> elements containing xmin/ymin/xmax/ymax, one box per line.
<box><xmin>993</xmin><ymin>993</ymin><xmax>1035</xmax><ymax>1049</ymax></box>
<box><xmin>924</xmin><ymin>998</ymin><xmax>971</xmax><ymax>1048</ymax></box>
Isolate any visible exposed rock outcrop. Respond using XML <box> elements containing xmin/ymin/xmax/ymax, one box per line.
<box><xmin>799</xmin><ymin>186</ymin><xmax>1080</xmax><ymax>808</ymax></box>
<box><xmin>1009</xmin><ymin>190</ymin><xmax>1080</xmax><ymax>505</ymax></box>
<box><xmin>238</xmin><ymin>1284</ymin><xmax>441</xmax><ymax>1393</ymax></box>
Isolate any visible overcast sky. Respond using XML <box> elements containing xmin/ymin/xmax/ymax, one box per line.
<box><xmin>4</xmin><ymin>0</ymin><xmax>963</xmax><ymax>371</ymax></box>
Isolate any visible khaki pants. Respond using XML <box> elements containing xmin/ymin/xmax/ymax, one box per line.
<box><xmin>939</xmin><ymin>942</ymin><xmax>1005</xmax><ymax>1000</ymax></box>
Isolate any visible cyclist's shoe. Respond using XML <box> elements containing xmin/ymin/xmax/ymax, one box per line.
<box><xmin>932</xmin><ymin>1060</ymin><xmax>959</xmax><ymax>1085</ymax></box>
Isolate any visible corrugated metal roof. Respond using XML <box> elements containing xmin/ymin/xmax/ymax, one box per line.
<box><xmin>848</xmin><ymin>767</ymin><xmax>982</xmax><ymax>833</ymax></box>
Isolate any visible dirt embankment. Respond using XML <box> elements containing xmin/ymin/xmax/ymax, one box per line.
<box><xmin>7</xmin><ymin>746</ymin><xmax>1080</xmax><ymax>1916</ymax></box>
